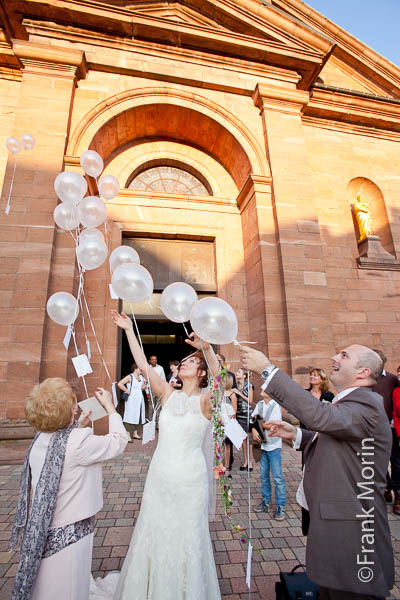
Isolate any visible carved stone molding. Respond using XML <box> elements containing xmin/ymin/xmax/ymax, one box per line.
<box><xmin>253</xmin><ymin>83</ymin><xmax>309</xmax><ymax>115</ymax></box>
<box><xmin>12</xmin><ymin>39</ymin><xmax>87</xmax><ymax>80</ymax></box>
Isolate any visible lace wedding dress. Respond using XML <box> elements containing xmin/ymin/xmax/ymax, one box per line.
<box><xmin>91</xmin><ymin>390</ymin><xmax>221</xmax><ymax>600</ymax></box>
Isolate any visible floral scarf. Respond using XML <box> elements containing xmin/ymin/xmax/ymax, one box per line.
<box><xmin>10</xmin><ymin>423</ymin><xmax>77</xmax><ymax>600</ymax></box>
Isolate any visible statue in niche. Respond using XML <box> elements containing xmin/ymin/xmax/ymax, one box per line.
<box><xmin>354</xmin><ymin>195</ymin><xmax>373</xmax><ymax>242</ymax></box>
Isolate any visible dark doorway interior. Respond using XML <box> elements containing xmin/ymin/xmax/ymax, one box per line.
<box><xmin>120</xmin><ymin>319</ymin><xmax>193</xmax><ymax>380</ymax></box>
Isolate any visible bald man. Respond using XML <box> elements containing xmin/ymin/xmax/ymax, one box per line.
<box><xmin>241</xmin><ymin>344</ymin><xmax>394</xmax><ymax>600</ymax></box>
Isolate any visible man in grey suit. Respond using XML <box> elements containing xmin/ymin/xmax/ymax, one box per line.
<box><xmin>241</xmin><ymin>344</ymin><xmax>394</xmax><ymax>600</ymax></box>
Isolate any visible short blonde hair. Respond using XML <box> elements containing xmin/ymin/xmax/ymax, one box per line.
<box><xmin>25</xmin><ymin>378</ymin><xmax>76</xmax><ymax>432</ymax></box>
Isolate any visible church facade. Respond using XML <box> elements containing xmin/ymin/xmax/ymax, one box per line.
<box><xmin>1</xmin><ymin>0</ymin><xmax>400</xmax><ymax>429</ymax></box>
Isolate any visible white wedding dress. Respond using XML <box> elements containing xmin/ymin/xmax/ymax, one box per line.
<box><xmin>91</xmin><ymin>390</ymin><xmax>221</xmax><ymax>600</ymax></box>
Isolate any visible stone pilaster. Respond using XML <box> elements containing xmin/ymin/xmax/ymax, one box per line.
<box><xmin>252</xmin><ymin>84</ymin><xmax>334</xmax><ymax>376</ymax></box>
<box><xmin>0</xmin><ymin>40</ymin><xmax>86</xmax><ymax>422</ymax></box>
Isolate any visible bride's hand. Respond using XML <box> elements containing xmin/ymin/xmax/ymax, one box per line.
<box><xmin>111</xmin><ymin>310</ymin><xmax>133</xmax><ymax>331</ymax></box>
<box><xmin>185</xmin><ymin>332</ymin><xmax>210</xmax><ymax>351</ymax></box>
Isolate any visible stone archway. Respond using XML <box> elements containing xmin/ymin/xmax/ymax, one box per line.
<box><xmin>66</xmin><ymin>87</ymin><xmax>269</xmax><ymax>191</ymax></box>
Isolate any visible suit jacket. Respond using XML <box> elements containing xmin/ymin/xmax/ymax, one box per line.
<box><xmin>30</xmin><ymin>413</ymin><xmax>129</xmax><ymax>528</ymax></box>
<box><xmin>372</xmin><ymin>371</ymin><xmax>398</xmax><ymax>421</ymax></box>
<box><xmin>266</xmin><ymin>370</ymin><xmax>394</xmax><ymax>597</ymax></box>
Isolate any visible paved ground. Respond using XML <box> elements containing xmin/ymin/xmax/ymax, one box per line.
<box><xmin>0</xmin><ymin>438</ymin><xmax>399</xmax><ymax>599</ymax></box>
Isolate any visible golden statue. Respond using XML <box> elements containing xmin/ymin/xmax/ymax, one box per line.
<box><xmin>354</xmin><ymin>195</ymin><xmax>372</xmax><ymax>242</ymax></box>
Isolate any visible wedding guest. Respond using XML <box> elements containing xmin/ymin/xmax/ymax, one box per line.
<box><xmin>118</xmin><ymin>363</ymin><xmax>147</xmax><ymax>441</ymax></box>
<box><xmin>167</xmin><ymin>359</ymin><xmax>182</xmax><ymax>389</ymax></box>
<box><xmin>390</xmin><ymin>365</ymin><xmax>400</xmax><ymax>515</ymax></box>
<box><xmin>372</xmin><ymin>349</ymin><xmax>399</xmax><ymax>508</ymax></box>
<box><xmin>233</xmin><ymin>368</ymin><xmax>254</xmax><ymax>471</ymax></box>
<box><xmin>221</xmin><ymin>372</ymin><xmax>237</xmax><ymax>477</ymax></box>
<box><xmin>252</xmin><ymin>390</ymin><xmax>286</xmax><ymax>520</ymax></box>
<box><xmin>10</xmin><ymin>378</ymin><xmax>129</xmax><ymax>600</ymax></box>
<box><xmin>241</xmin><ymin>343</ymin><xmax>394</xmax><ymax>600</ymax></box>
<box><xmin>307</xmin><ymin>368</ymin><xmax>334</xmax><ymax>403</ymax></box>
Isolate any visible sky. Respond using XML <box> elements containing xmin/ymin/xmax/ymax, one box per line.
<box><xmin>304</xmin><ymin>0</ymin><xmax>400</xmax><ymax>67</ymax></box>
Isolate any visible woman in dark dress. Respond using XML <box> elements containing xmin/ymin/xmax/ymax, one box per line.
<box><xmin>233</xmin><ymin>368</ymin><xmax>254</xmax><ymax>471</ymax></box>
<box><xmin>306</xmin><ymin>367</ymin><xmax>334</xmax><ymax>403</ymax></box>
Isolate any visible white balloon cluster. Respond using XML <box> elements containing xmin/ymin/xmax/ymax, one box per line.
<box><xmin>6</xmin><ymin>134</ymin><xmax>36</xmax><ymax>155</ymax></box>
<box><xmin>48</xmin><ymin>148</ymin><xmax>238</xmax><ymax>347</ymax></box>
<box><xmin>47</xmin><ymin>149</ymin><xmax>122</xmax><ymax>326</ymax></box>
<box><xmin>4</xmin><ymin>134</ymin><xmax>36</xmax><ymax>215</ymax></box>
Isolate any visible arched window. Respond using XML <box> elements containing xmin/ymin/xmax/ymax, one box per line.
<box><xmin>128</xmin><ymin>163</ymin><xmax>211</xmax><ymax>196</ymax></box>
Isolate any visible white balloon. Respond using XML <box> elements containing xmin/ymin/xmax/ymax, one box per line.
<box><xmin>54</xmin><ymin>171</ymin><xmax>88</xmax><ymax>205</ymax></box>
<box><xmin>109</xmin><ymin>246</ymin><xmax>140</xmax><ymax>274</ymax></box>
<box><xmin>77</xmin><ymin>236</ymin><xmax>108</xmax><ymax>271</ymax></box>
<box><xmin>6</xmin><ymin>137</ymin><xmax>20</xmax><ymax>154</ymax></box>
<box><xmin>20</xmin><ymin>134</ymin><xmax>35</xmax><ymax>151</ymax></box>
<box><xmin>54</xmin><ymin>203</ymin><xmax>79</xmax><ymax>231</ymax></box>
<box><xmin>98</xmin><ymin>174</ymin><xmax>120</xmax><ymax>200</ymax></box>
<box><xmin>46</xmin><ymin>292</ymin><xmax>79</xmax><ymax>326</ymax></box>
<box><xmin>161</xmin><ymin>282</ymin><xmax>198</xmax><ymax>323</ymax></box>
<box><xmin>80</xmin><ymin>150</ymin><xmax>104</xmax><ymax>178</ymax></box>
<box><xmin>79</xmin><ymin>227</ymin><xmax>105</xmax><ymax>243</ymax></box>
<box><xmin>111</xmin><ymin>263</ymin><xmax>153</xmax><ymax>303</ymax></box>
<box><xmin>190</xmin><ymin>297</ymin><xmax>238</xmax><ymax>345</ymax></box>
<box><xmin>78</xmin><ymin>196</ymin><xmax>107</xmax><ymax>228</ymax></box>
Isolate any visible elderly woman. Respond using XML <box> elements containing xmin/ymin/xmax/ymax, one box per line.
<box><xmin>10</xmin><ymin>378</ymin><xmax>129</xmax><ymax>600</ymax></box>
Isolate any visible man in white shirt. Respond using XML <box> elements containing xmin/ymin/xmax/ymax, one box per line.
<box><xmin>240</xmin><ymin>343</ymin><xmax>393</xmax><ymax>600</ymax></box>
<box><xmin>149</xmin><ymin>355</ymin><xmax>166</xmax><ymax>380</ymax></box>
<box><xmin>146</xmin><ymin>356</ymin><xmax>166</xmax><ymax>420</ymax></box>
<box><xmin>252</xmin><ymin>390</ymin><xmax>286</xmax><ymax>520</ymax></box>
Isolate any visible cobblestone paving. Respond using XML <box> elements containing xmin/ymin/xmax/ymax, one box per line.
<box><xmin>0</xmin><ymin>439</ymin><xmax>399</xmax><ymax>599</ymax></box>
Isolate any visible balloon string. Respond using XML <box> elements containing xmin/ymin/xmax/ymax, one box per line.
<box><xmin>82</xmin><ymin>289</ymin><xmax>113</xmax><ymax>385</ymax></box>
<box><xmin>246</xmin><ymin>368</ymin><xmax>252</xmax><ymax>595</ymax></box>
<box><xmin>234</xmin><ymin>339</ymin><xmax>257</xmax><ymax>346</ymax></box>
<box><xmin>129</xmin><ymin>303</ymin><xmax>155</xmax><ymax>414</ymax></box>
<box><xmin>71</xmin><ymin>327</ymin><xmax>89</xmax><ymax>399</ymax></box>
<box><xmin>182</xmin><ymin>322</ymin><xmax>190</xmax><ymax>337</ymax></box>
<box><xmin>5</xmin><ymin>154</ymin><xmax>18</xmax><ymax>214</ymax></box>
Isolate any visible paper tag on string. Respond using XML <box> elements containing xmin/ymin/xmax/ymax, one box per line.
<box><xmin>86</xmin><ymin>339</ymin><xmax>91</xmax><ymax>361</ymax></box>
<box><xmin>109</xmin><ymin>284</ymin><xmax>119</xmax><ymax>300</ymax></box>
<box><xmin>5</xmin><ymin>204</ymin><xmax>10</xmax><ymax>215</ymax></box>
<box><xmin>72</xmin><ymin>354</ymin><xmax>93</xmax><ymax>378</ymax></box>
<box><xmin>111</xmin><ymin>382</ymin><xmax>118</xmax><ymax>407</ymax></box>
<box><xmin>63</xmin><ymin>326</ymin><xmax>72</xmax><ymax>350</ymax></box>
<box><xmin>142</xmin><ymin>419</ymin><xmax>156</xmax><ymax>445</ymax></box>
<box><xmin>246</xmin><ymin>543</ymin><xmax>253</xmax><ymax>589</ymax></box>
<box><xmin>225</xmin><ymin>418</ymin><xmax>248</xmax><ymax>450</ymax></box>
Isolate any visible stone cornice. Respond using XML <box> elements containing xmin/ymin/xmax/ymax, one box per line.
<box><xmin>253</xmin><ymin>83</ymin><xmax>309</xmax><ymax>114</ymax></box>
<box><xmin>12</xmin><ymin>39</ymin><xmax>87</xmax><ymax>80</ymax></box>
<box><xmin>273</xmin><ymin>0</ymin><xmax>400</xmax><ymax>97</ymax></box>
<box><xmin>305</xmin><ymin>88</ymin><xmax>400</xmax><ymax>132</ymax></box>
<box><xmin>23</xmin><ymin>19</ymin><xmax>301</xmax><ymax>91</ymax></box>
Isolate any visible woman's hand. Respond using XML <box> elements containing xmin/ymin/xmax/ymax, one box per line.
<box><xmin>185</xmin><ymin>332</ymin><xmax>210</xmax><ymax>352</ymax></box>
<box><xmin>111</xmin><ymin>310</ymin><xmax>133</xmax><ymax>332</ymax></box>
<box><xmin>78</xmin><ymin>410</ymin><xmax>92</xmax><ymax>428</ymax></box>
<box><xmin>95</xmin><ymin>387</ymin><xmax>116</xmax><ymax>415</ymax></box>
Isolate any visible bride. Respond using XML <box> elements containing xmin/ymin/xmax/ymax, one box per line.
<box><xmin>93</xmin><ymin>310</ymin><xmax>222</xmax><ymax>599</ymax></box>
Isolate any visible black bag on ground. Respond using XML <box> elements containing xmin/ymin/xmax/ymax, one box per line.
<box><xmin>275</xmin><ymin>564</ymin><xmax>319</xmax><ymax>600</ymax></box>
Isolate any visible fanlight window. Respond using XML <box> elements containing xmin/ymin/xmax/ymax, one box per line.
<box><xmin>128</xmin><ymin>166</ymin><xmax>210</xmax><ymax>196</ymax></box>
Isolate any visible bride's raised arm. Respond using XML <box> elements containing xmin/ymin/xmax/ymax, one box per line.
<box><xmin>111</xmin><ymin>310</ymin><xmax>170</xmax><ymax>400</ymax></box>
<box><xmin>185</xmin><ymin>333</ymin><xmax>221</xmax><ymax>378</ymax></box>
